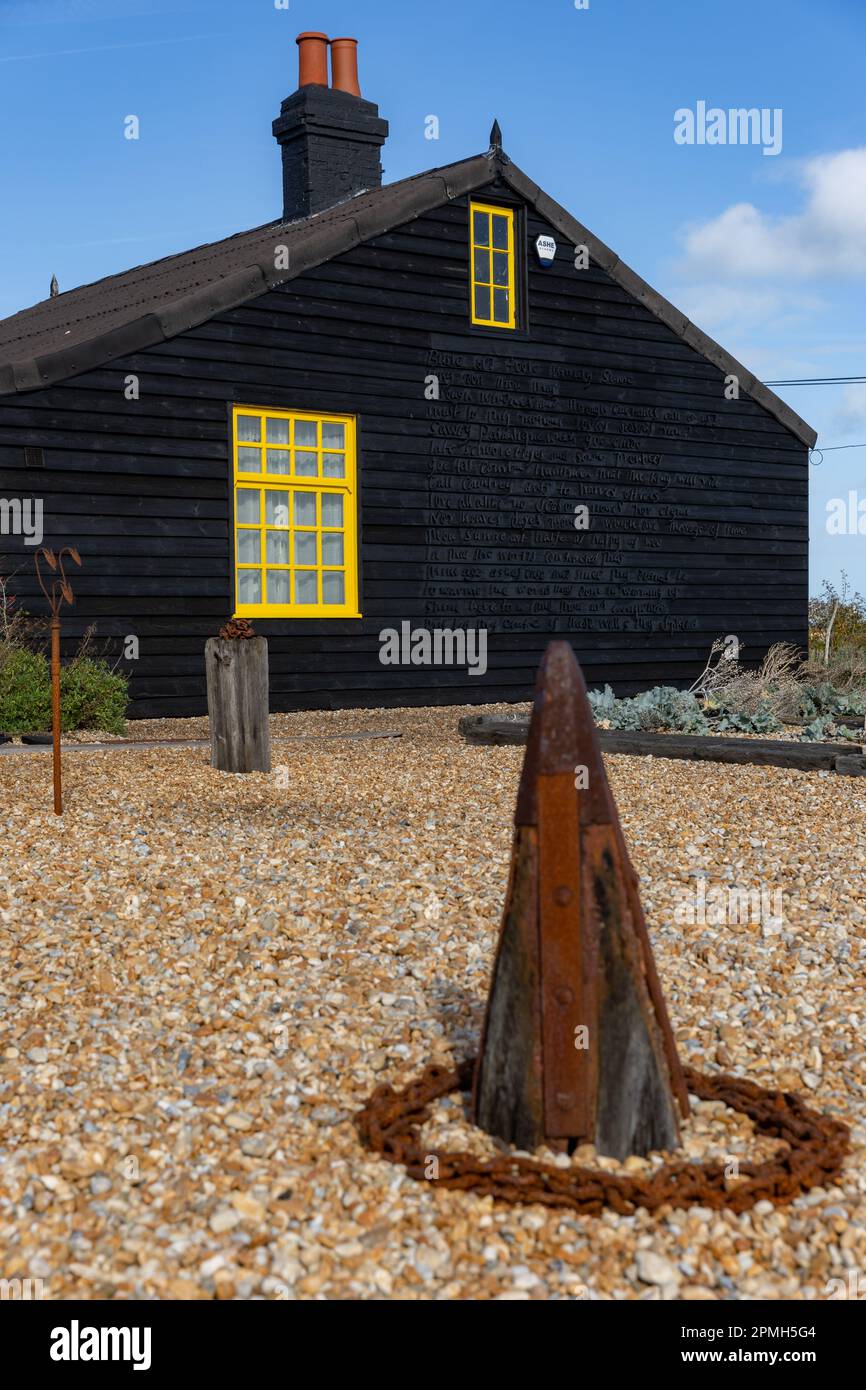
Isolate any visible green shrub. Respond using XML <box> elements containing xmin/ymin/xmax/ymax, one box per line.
<box><xmin>60</xmin><ymin>657</ymin><xmax>128</xmax><ymax>735</ymax></box>
<box><xmin>0</xmin><ymin>647</ymin><xmax>52</xmax><ymax>733</ymax></box>
<box><xmin>0</xmin><ymin>647</ymin><xmax>128</xmax><ymax>735</ymax></box>
<box><xmin>809</xmin><ymin>574</ymin><xmax>866</xmax><ymax>659</ymax></box>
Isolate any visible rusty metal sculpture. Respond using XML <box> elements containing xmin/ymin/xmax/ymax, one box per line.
<box><xmin>472</xmin><ymin>640</ymin><xmax>688</xmax><ymax>1157</ymax></box>
<box><xmin>356</xmin><ymin>640</ymin><xmax>850</xmax><ymax>1213</ymax></box>
<box><xmin>34</xmin><ymin>547</ymin><xmax>81</xmax><ymax>815</ymax></box>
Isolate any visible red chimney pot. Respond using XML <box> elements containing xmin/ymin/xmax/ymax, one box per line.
<box><xmin>296</xmin><ymin>32</ymin><xmax>329</xmax><ymax>88</ymax></box>
<box><xmin>330</xmin><ymin>37</ymin><xmax>362</xmax><ymax>97</ymax></box>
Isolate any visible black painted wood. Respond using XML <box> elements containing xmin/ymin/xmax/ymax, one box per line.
<box><xmin>0</xmin><ymin>185</ymin><xmax>809</xmax><ymax>717</ymax></box>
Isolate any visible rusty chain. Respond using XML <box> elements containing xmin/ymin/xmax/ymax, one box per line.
<box><xmin>219</xmin><ymin>618</ymin><xmax>257</xmax><ymax>641</ymax></box>
<box><xmin>356</xmin><ymin>1060</ymin><xmax>849</xmax><ymax>1215</ymax></box>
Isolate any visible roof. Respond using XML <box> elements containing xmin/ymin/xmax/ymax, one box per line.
<box><xmin>0</xmin><ymin>149</ymin><xmax>816</xmax><ymax>447</ymax></box>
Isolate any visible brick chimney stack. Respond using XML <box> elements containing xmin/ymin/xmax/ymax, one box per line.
<box><xmin>273</xmin><ymin>34</ymin><xmax>389</xmax><ymax>221</ymax></box>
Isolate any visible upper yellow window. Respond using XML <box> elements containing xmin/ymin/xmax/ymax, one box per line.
<box><xmin>470</xmin><ymin>202</ymin><xmax>516</xmax><ymax>328</ymax></box>
<box><xmin>232</xmin><ymin>406</ymin><xmax>359</xmax><ymax>619</ymax></box>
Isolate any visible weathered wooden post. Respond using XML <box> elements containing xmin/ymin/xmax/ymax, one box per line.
<box><xmin>205</xmin><ymin>619</ymin><xmax>271</xmax><ymax>773</ymax></box>
<box><xmin>472</xmin><ymin>640</ymin><xmax>689</xmax><ymax>1159</ymax></box>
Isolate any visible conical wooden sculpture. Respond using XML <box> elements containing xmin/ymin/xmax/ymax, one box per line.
<box><xmin>472</xmin><ymin>641</ymin><xmax>690</xmax><ymax>1159</ymax></box>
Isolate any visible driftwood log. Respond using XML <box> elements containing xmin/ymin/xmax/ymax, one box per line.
<box><xmin>459</xmin><ymin>715</ymin><xmax>865</xmax><ymax>773</ymax></box>
<box><xmin>472</xmin><ymin>641</ymin><xmax>689</xmax><ymax>1160</ymax></box>
<box><xmin>205</xmin><ymin>635</ymin><xmax>271</xmax><ymax>773</ymax></box>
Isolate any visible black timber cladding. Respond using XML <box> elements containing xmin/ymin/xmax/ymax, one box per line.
<box><xmin>0</xmin><ymin>159</ymin><xmax>811</xmax><ymax>717</ymax></box>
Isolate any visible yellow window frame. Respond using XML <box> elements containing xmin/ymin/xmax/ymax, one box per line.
<box><xmin>231</xmin><ymin>405</ymin><xmax>360</xmax><ymax>619</ymax></box>
<box><xmin>470</xmin><ymin>201</ymin><xmax>516</xmax><ymax>329</ymax></box>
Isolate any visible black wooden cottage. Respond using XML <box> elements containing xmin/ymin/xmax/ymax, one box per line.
<box><xmin>0</xmin><ymin>34</ymin><xmax>815</xmax><ymax>718</ymax></box>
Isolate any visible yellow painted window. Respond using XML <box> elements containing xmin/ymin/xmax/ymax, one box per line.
<box><xmin>232</xmin><ymin>406</ymin><xmax>360</xmax><ymax>619</ymax></box>
<box><xmin>470</xmin><ymin>202</ymin><xmax>516</xmax><ymax>328</ymax></box>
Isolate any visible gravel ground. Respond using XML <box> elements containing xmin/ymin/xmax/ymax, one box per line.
<box><xmin>1</xmin><ymin>702</ymin><xmax>864</xmax><ymax>1302</ymax></box>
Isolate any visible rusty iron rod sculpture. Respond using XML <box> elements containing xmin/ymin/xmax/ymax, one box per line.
<box><xmin>34</xmin><ymin>547</ymin><xmax>81</xmax><ymax>815</ymax></box>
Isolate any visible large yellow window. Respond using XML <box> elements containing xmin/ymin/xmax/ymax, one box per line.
<box><xmin>470</xmin><ymin>202</ymin><xmax>516</xmax><ymax>328</ymax></box>
<box><xmin>232</xmin><ymin>406</ymin><xmax>359</xmax><ymax>618</ymax></box>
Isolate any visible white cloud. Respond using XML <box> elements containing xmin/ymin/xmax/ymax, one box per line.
<box><xmin>672</xmin><ymin>283</ymin><xmax>823</xmax><ymax>337</ymax></box>
<box><xmin>678</xmin><ymin>149</ymin><xmax>866</xmax><ymax>280</ymax></box>
<box><xmin>833</xmin><ymin>384</ymin><xmax>866</xmax><ymax>435</ymax></box>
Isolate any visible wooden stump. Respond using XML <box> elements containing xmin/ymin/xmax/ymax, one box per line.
<box><xmin>472</xmin><ymin>641</ymin><xmax>689</xmax><ymax>1160</ymax></box>
<box><xmin>205</xmin><ymin>636</ymin><xmax>271</xmax><ymax>773</ymax></box>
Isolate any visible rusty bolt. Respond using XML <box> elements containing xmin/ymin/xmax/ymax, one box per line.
<box><xmin>554</xmin><ymin>885</ymin><xmax>573</xmax><ymax>907</ymax></box>
<box><xmin>555</xmin><ymin>1091</ymin><xmax>574</xmax><ymax>1109</ymax></box>
<box><xmin>555</xmin><ymin>986</ymin><xmax>574</xmax><ymax>1006</ymax></box>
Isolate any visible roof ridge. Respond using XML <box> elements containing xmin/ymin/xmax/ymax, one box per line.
<box><xmin>0</xmin><ymin>147</ymin><xmax>816</xmax><ymax>447</ymax></box>
<box><xmin>0</xmin><ymin>152</ymin><xmax>491</xmax><ymax>331</ymax></box>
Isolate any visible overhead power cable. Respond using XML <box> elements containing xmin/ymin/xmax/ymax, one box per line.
<box><xmin>764</xmin><ymin>375</ymin><xmax>866</xmax><ymax>386</ymax></box>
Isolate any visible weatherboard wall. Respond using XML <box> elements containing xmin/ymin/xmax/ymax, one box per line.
<box><xmin>0</xmin><ymin>185</ymin><xmax>808</xmax><ymax>717</ymax></box>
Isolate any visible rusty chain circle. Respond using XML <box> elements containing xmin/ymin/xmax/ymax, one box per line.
<box><xmin>356</xmin><ymin>1060</ymin><xmax>849</xmax><ymax>1215</ymax></box>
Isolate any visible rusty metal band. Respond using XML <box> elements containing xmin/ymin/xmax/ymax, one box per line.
<box><xmin>537</xmin><ymin>771</ymin><xmax>588</xmax><ymax>1138</ymax></box>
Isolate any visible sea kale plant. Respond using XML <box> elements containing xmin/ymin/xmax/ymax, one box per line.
<box><xmin>590</xmin><ymin>635</ymin><xmax>866</xmax><ymax>740</ymax></box>
<box><xmin>588</xmin><ymin>684</ymin><xmax>709</xmax><ymax>734</ymax></box>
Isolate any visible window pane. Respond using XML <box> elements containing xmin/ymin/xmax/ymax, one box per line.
<box><xmin>295</xmin><ymin>570</ymin><xmax>317</xmax><ymax>605</ymax></box>
<box><xmin>266</xmin><ymin>449</ymin><xmax>291</xmax><ymax>474</ymax></box>
<box><xmin>237</xmin><ymin>531</ymin><xmax>260</xmax><ymax>564</ymax></box>
<box><xmin>294</xmin><ymin>419</ymin><xmax>317</xmax><ymax>449</ymax></box>
<box><xmin>473</xmin><ymin>210</ymin><xmax>489</xmax><ymax>246</ymax></box>
<box><xmin>267</xmin><ymin>570</ymin><xmax>291</xmax><ymax>605</ymax></box>
<box><xmin>266</xmin><ymin>531</ymin><xmax>289</xmax><ymax>564</ymax></box>
<box><xmin>237</xmin><ymin>446</ymin><xmax>261</xmax><ymax>473</ymax></box>
<box><xmin>473</xmin><ymin>249</ymin><xmax>491</xmax><ymax>284</ymax></box>
<box><xmin>265</xmin><ymin>490</ymin><xmax>290</xmax><ymax>526</ymax></box>
<box><xmin>322</xmin><ymin>572</ymin><xmax>345</xmax><ymax>605</ymax></box>
<box><xmin>294</xmin><ymin>532</ymin><xmax>317</xmax><ymax>566</ymax></box>
<box><xmin>237</xmin><ymin>415</ymin><xmax>261</xmax><ymax>442</ymax></box>
<box><xmin>294</xmin><ymin>492</ymin><xmax>317</xmax><ymax>527</ymax></box>
<box><xmin>266</xmin><ymin>417</ymin><xmax>290</xmax><ymax>445</ymax></box>
<box><xmin>474</xmin><ymin>285</ymin><xmax>491</xmax><ymax>321</ymax></box>
<box><xmin>322</xmin><ymin>533</ymin><xmax>344</xmax><ymax>566</ymax></box>
<box><xmin>493</xmin><ymin>288</ymin><xmax>510</xmax><ymax>323</ymax></box>
<box><xmin>237</xmin><ymin>570</ymin><xmax>261</xmax><ymax>605</ymax></box>
<box><xmin>322</xmin><ymin>453</ymin><xmax>345</xmax><ymax>478</ymax></box>
<box><xmin>321</xmin><ymin>494</ymin><xmax>343</xmax><ymax>528</ymax></box>
<box><xmin>322</xmin><ymin>422</ymin><xmax>345</xmax><ymax>450</ymax></box>
<box><xmin>493</xmin><ymin>252</ymin><xmax>509</xmax><ymax>286</ymax></box>
<box><xmin>491</xmin><ymin>215</ymin><xmax>510</xmax><ymax>250</ymax></box>
<box><xmin>236</xmin><ymin>489</ymin><xmax>261</xmax><ymax>524</ymax></box>
<box><xmin>295</xmin><ymin>450</ymin><xmax>318</xmax><ymax>477</ymax></box>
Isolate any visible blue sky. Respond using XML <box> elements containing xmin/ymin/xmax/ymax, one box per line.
<box><xmin>1</xmin><ymin>0</ymin><xmax>864</xmax><ymax>596</ymax></box>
